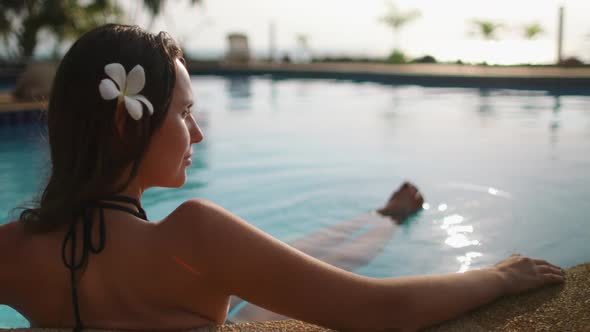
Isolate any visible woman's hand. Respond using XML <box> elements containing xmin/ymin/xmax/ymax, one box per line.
<box><xmin>491</xmin><ymin>254</ymin><xmax>566</xmax><ymax>296</ymax></box>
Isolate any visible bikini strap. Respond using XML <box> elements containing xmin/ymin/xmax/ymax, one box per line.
<box><xmin>61</xmin><ymin>195</ymin><xmax>148</xmax><ymax>332</ymax></box>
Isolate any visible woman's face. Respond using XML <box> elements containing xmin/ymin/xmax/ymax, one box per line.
<box><xmin>140</xmin><ymin>58</ymin><xmax>203</xmax><ymax>188</ymax></box>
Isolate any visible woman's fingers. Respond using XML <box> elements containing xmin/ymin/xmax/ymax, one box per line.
<box><xmin>545</xmin><ymin>273</ymin><xmax>566</xmax><ymax>283</ymax></box>
<box><xmin>507</xmin><ymin>254</ymin><xmax>563</xmax><ymax>272</ymax></box>
<box><xmin>536</xmin><ymin>264</ymin><xmax>566</xmax><ymax>284</ymax></box>
<box><xmin>532</xmin><ymin>258</ymin><xmax>563</xmax><ymax>271</ymax></box>
<box><xmin>537</xmin><ymin>265</ymin><xmax>565</xmax><ymax>276</ymax></box>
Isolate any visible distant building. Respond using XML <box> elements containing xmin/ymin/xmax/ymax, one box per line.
<box><xmin>225</xmin><ymin>33</ymin><xmax>250</xmax><ymax>63</ymax></box>
<box><xmin>293</xmin><ymin>34</ymin><xmax>312</xmax><ymax>63</ymax></box>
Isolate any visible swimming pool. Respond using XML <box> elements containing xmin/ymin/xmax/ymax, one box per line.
<box><xmin>1</xmin><ymin>76</ymin><xmax>589</xmax><ymax>326</ymax></box>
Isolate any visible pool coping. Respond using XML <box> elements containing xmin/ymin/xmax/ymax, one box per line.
<box><xmin>186</xmin><ymin>62</ymin><xmax>590</xmax><ymax>95</ymax></box>
<box><xmin>0</xmin><ymin>92</ymin><xmax>45</xmax><ymax>124</ymax></box>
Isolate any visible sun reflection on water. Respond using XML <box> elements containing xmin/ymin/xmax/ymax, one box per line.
<box><xmin>440</xmin><ymin>214</ymin><xmax>481</xmax><ymax>249</ymax></box>
<box><xmin>457</xmin><ymin>252</ymin><xmax>483</xmax><ymax>273</ymax></box>
<box><xmin>437</xmin><ymin>214</ymin><xmax>483</xmax><ymax>271</ymax></box>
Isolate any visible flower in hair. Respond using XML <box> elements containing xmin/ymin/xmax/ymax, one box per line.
<box><xmin>98</xmin><ymin>63</ymin><xmax>154</xmax><ymax>120</ymax></box>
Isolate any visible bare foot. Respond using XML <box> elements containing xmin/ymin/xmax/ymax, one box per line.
<box><xmin>377</xmin><ymin>182</ymin><xmax>424</xmax><ymax>223</ymax></box>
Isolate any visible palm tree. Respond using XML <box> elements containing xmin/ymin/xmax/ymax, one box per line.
<box><xmin>0</xmin><ymin>0</ymin><xmax>202</xmax><ymax>60</ymax></box>
<box><xmin>141</xmin><ymin>0</ymin><xmax>201</xmax><ymax>16</ymax></box>
<box><xmin>0</xmin><ymin>0</ymin><xmax>202</xmax><ymax>101</ymax></box>
<box><xmin>51</xmin><ymin>1</ymin><xmax>123</xmax><ymax>58</ymax></box>
<box><xmin>0</xmin><ymin>1</ymin><xmax>122</xmax><ymax>60</ymax></box>
<box><xmin>523</xmin><ymin>23</ymin><xmax>544</xmax><ymax>40</ymax></box>
<box><xmin>467</xmin><ymin>19</ymin><xmax>504</xmax><ymax>65</ymax></box>
<box><xmin>141</xmin><ymin>0</ymin><xmax>202</xmax><ymax>29</ymax></box>
<box><xmin>379</xmin><ymin>0</ymin><xmax>421</xmax><ymax>53</ymax></box>
<box><xmin>470</xmin><ymin>20</ymin><xmax>503</xmax><ymax>41</ymax></box>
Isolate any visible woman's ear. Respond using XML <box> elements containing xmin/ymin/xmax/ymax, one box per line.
<box><xmin>114</xmin><ymin>102</ymin><xmax>128</xmax><ymax>139</ymax></box>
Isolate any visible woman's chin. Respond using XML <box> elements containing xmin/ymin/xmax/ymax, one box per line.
<box><xmin>158</xmin><ymin>173</ymin><xmax>187</xmax><ymax>188</ymax></box>
<box><xmin>173</xmin><ymin>176</ymin><xmax>187</xmax><ymax>188</ymax></box>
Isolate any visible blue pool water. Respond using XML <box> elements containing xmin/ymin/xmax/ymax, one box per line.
<box><xmin>1</xmin><ymin>76</ymin><xmax>590</xmax><ymax>327</ymax></box>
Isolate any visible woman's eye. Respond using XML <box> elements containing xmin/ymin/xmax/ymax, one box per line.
<box><xmin>183</xmin><ymin>110</ymin><xmax>191</xmax><ymax>118</ymax></box>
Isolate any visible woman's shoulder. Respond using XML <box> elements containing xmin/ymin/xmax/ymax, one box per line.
<box><xmin>0</xmin><ymin>220</ymin><xmax>23</xmax><ymax>254</ymax></box>
<box><xmin>167</xmin><ymin>198</ymin><xmax>213</xmax><ymax>217</ymax></box>
<box><xmin>0</xmin><ymin>220</ymin><xmax>24</xmax><ymax>305</ymax></box>
<box><xmin>156</xmin><ymin>198</ymin><xmax>221</xmax><ymax>230</ymax></box>
<box><xmin>149</xmin><ymin>198</ymin><xmax>382</xmax><ymax>329</ymax></box>
<box><xmin>152</xmin><ymin>198</ymin><xmax>233</xmax><ymax>252</ymax></box>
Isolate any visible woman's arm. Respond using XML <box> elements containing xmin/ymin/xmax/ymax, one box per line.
<box><xmin>373</xmin><ymin>268</ymin><xmax>505</xmax><ymax>330</ymax></box>
<box><xmin>157</xmin><ymin>199</ymin><xmax>512</xmax><ymax>331</ymax></box>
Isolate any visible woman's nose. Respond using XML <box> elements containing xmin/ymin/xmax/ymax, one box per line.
<box><xmin>189</xmin><ymin>116</ymin><xmax>204</xmax><ymax>144</ymax></box>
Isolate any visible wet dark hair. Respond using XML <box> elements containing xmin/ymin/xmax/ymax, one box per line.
<box><xmin>18</xmin><ymin>24</ymin><xmax>184</xmax><ymax>233</ymax></box>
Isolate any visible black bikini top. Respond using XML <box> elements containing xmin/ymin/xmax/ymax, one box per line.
<box><xmin>61</xmin><ymin>195</ymin><xmax>148</xmax><ymax>332</ymax></box>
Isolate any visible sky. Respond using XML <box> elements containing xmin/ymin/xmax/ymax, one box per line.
<box><xmin>10</xmin><ymin>0</ymin><xmax>590</xmax><ymax>65</ymax></box>
<box><xmin>132</xmin><ymin>0</ymin><xmax>590</xmax><ymax>64</ymax></box>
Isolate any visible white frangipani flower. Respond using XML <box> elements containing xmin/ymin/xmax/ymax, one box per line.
<box><xmin>98</xmin><ymin>63</ymin><xmax>154</xmax><ymax>120</ymax></box>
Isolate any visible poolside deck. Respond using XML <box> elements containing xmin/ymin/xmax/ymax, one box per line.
<box><xmin>426</xmin><ymin>262</ymin><xmax>590</xmax><ymax>331</ymax></box>
<box><xmin>0</xmin><ymin>91</ymin><xmax>45</xmax><ymax>124</ymax></box>
<box><xmin>187</xmin><ymin>62</ymin><xmax>590</xmax><ymax>93</ymax></box>
<box><xmin>0</xmin><ymin>92</ymin><xmax>45</xmax><ymax>113</ymax></box>
<box><xmin>189</xmin><ymin>61</ymin><xmax>590</xmax><ymax>78</ymax></box>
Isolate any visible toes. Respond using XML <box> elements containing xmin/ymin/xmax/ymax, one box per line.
<box><xmin>403</xmin><ymin>182</ymin><xmax>418</xmax><ymax>195</ymax></box>
<box><xmin>390</xmin><ymin>182</ymin><xmax>409</xmax><ymax>201</ymax></box>
<box><xmin>405</xmin><ymin>182</ymin><xmax>419</xmax><ymax>194</ymax></box>
<box><xmin>390</xmin><ymin>182</ymin><xmax>422</xmax><ymax>205</ymax></box>
<box><xmin>388</xmin><ymin>191</ymin><xmax>398</xmax><ymax>202</ymax></box>
<box><xmin>415</xmin><ymin>192</ymin><xmax>425</xmax><ymax>206</ymax></box>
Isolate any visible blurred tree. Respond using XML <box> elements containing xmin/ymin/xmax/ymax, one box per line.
<box><xmin>387</xmin><ymin>50</ymin><xmax>406</xmax><ymax>64</ymax></box>
<box><xmin>0</xmin><ymin>0</ymin><xmax>202</xmax><ymax>60</ymax></box>
<box><xmin>470</xmin><ymin>20</ymin><xmax>503</xmax><ymax>40</ymax></box>
<box><xmin>0</xmin><ymin>0</ymin><xmax>121</xmax><ymax>60</ymax></box>
<box><xmin>51</xmin><ymin>1</ymin><xmax>123</xmax><ymax>58</ymax></box>
<box><xmin>523</xmin><ymin>23</ymin><xmax>544</xmax><ymax>40</ymax></box>
<box><xmin>141</xmin><ymin>0</ymin><xmax>202</xmax><ymax>29</ymax></box>
<box><xmin>142</xmin><ymin>0</ymin><xmax>201</xmax><ymax>16</ymax></box>
<box><xmin>379</xmin><ymin>0</ymin><xmax>421</xmax><ymax>53</ymax></box>
<box><xmin>467</xmin><ymin>19</ymin><xmax>503</xmax><ymax>65</ymax></box>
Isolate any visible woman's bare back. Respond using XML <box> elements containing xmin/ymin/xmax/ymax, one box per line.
<box><xmin>2</xmin><ymin>206</ymin><xmax>229</xmax><ymax>330</ymax></box>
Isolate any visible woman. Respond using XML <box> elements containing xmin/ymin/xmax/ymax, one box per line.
<box><xmin>0</xmin><ymin>24</ymin><xmax>565</xmax><ymax>332</ymax></box>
